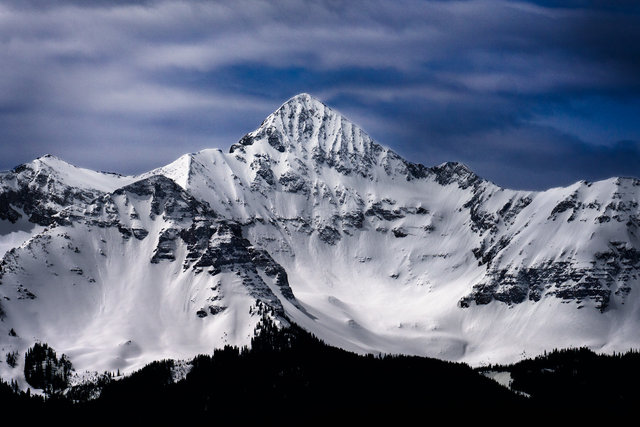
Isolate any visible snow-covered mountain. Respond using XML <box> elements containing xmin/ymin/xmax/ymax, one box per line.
<box><xmin>1</xmin><ymin>93</ymin><xmax>639</xmax><ymax>383</ymax></box>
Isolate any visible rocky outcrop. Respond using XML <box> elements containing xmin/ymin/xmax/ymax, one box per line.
<box><xmin>461</xmin><ymin>241</ymin><xmax>640</xmax><ymax>311</ymax></box>
<box><xmin>0</xmin><ymin>157</ymin><xmax>106</xmax><ymax>226</ymax></box>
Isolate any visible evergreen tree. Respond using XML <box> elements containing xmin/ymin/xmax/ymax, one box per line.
<box><xmin>5</xmin><ymin>351</ymin><xmax>18</xmax><ymax>368</ymax></box>
<box><xmin>24</xmin><ymin>343</ymin><xmax>73</xmax><ymax>396</ymax></box>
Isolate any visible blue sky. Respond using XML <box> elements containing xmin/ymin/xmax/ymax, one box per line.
<box><xmin>0</xmin><ymin>0</ymin><xmax>638</xmax><ymax>190</ymax></box>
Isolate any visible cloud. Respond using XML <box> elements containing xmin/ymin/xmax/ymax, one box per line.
<box><xmin>0</xmin><ymin>0</ymin><xmax>638</xmax><ymax>189</ymax></box>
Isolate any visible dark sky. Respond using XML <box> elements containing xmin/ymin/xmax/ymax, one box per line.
<box><xmin>0</xmin><ymin>0</ymin><xmax>638</xmax><ymax>190</ymax></box>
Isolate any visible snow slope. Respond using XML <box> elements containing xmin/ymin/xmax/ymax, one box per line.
<box><xmin>148</xmin><ymin>94</ymin><xmax>640</xmax><ymax>364</ymax></box>
<box><xmin>1</xmin><ymin>94</ymin><xmax>639</xmax><ymax>383</ymax></box>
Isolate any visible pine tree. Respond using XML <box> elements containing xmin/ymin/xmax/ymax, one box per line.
<box><xmin>5</xmin><ymin>351</ymin><xmax>18</xmax><ymax>368</ymax></box>
<box><xmin>24</xmin><ymin>342</ymin><xmax>73</xmax><ymax>395</ymax></box>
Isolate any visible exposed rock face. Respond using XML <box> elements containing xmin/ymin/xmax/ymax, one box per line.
<box><xmin>459</xmin><ymin>178</ymin><xmax>640</xmax><ymax>312</ymax></box>
<box><xmin>58</xmin><ymin>175</ymin><xmax>294</xmax><ymax>314</ymax></box>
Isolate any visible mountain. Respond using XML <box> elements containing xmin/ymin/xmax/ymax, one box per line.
<box><xmin>0</xmin><ymin>174</ymin><xmax>294</xmax><ymax>377</ymax></box>
<box><xmin>1</xmin><ymin>93</ymin><xmax>639</xmax><ymax>385</ymax></box>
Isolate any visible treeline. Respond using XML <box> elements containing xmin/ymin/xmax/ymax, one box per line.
<box><xmin>488</xmin><ymin>346</ymin><xmax>640</xmax><ymax>408</ymax></box>
<box><xmin>85</xmin><ymin>314</ymin><xmax>522</xmax><ymax>423</ymax></box>
<box><xmin>0</xmin><ymin>312</ymin><xmax>523</xmax><ymax>422</ymax></box>
<box><xmin>5</xmin><ymin>316</ymin><xmax>640</xmax><ymax>423</ymax></box>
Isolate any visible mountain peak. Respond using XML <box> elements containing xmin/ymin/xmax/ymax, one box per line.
<box><xmin>232</xmin><ymin>93</ymin><xmax>365</xmax><ymax>151</ymax></box>
<box><xmin>230</xmin><ymin>93</ymin><xmax>341</xmax><ymax>154</ymax></box>
<box><xmin>31</xmin><ymin>154</ymin><xmax>69</xmax><ymax>169</ymax></box>
<box><xmin>287</xmin><ymin>92</ymin><xmax>315</xmax><ymax>102</ymax></box>
<box><xmin>271</xmin><ymin>92</ymin><xmax>331</xmax><ymax>125</ymax></box>
<box><xmin>7</xmin><ymin>154</ymin><xmax>135</xmax><ymax>194</ymax></box>
<box><xmin>227</xmin><ymin>94</ymin><xmax>432</xmax><ymax>181</ymax></box>
<box><xmin>281</xmin><ymin>92</ymin><xmax>324</xmax><ymax>108</ymax></box>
